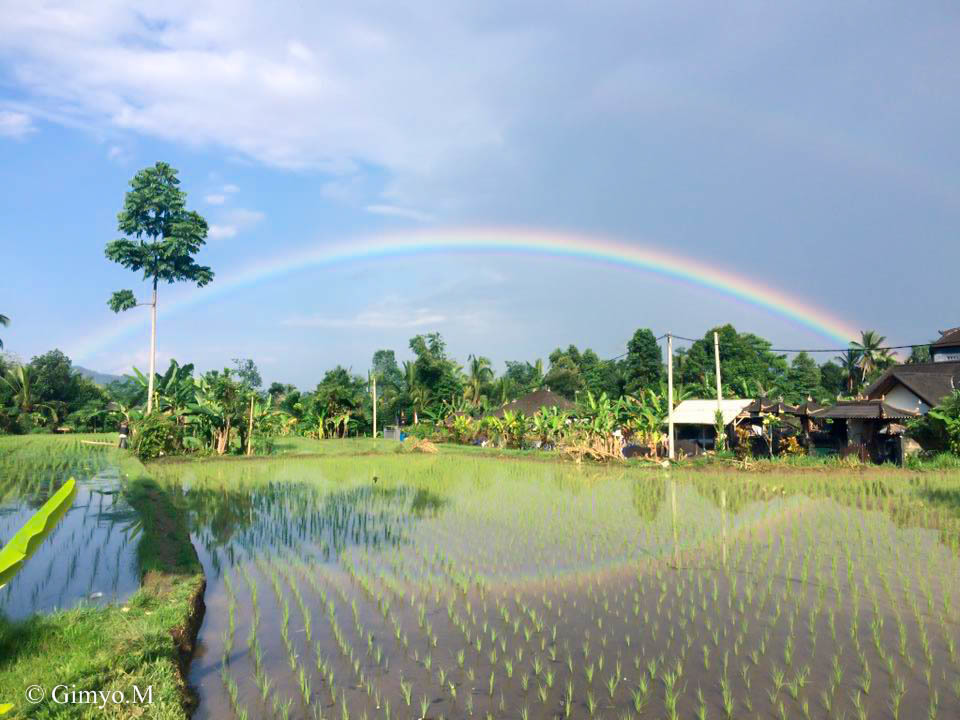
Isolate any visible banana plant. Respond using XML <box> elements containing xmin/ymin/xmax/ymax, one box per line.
<box><xmin>0</xmin><ymin>478</ymin><xmax>77</xmax><ymax>590</ymax></box>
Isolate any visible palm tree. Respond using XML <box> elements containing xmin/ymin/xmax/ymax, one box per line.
<box><xmin>1</xmin><ymin>364</ymin><xmax>35</xmax><ymax>412</ymax></box>
<box><xmin>531</xmin><ymin>358</ymin><xmax>544</xmax><ymax>390</ymax></box>
<box><xmin>851</xmin><ymin>330</ymin><xmax>894</xmax><ymax>383</ymax></box>
<box><xmin>0</xmin><ymin>313</ymin><xmax>8</xmax><ymax>350</ymax></box>
<box><xmin>837</xmin><ymin>348</ymin><xmax>862</xmax><ymax>395</ymax></box>
<box><xmin>465</xmin><ymin>354</ymin><xmax>494</xmax><ymax>403</ymax></box>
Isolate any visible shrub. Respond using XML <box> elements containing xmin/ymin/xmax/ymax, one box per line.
<box><xmin>908</xmin><ymin>390</ymin><xmax>960</xmax><ymax>454</ymax></box>
<box><xmin>131</xmin><ymin>413</ymin><xmax>184</xmax><ymax>460</ymax></box>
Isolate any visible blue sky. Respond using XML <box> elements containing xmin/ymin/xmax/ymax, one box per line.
<box><xmin>1</xmin><ymin>1</ymin><xmax>959</xmax><ymax>388</ymax></box>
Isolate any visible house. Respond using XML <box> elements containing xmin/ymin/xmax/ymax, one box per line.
<box><xmin>489</xmin><ymin>388</ymin><xmax>576</xmax><ymax>418</ymax></box>
<box><xmin>670</xmin><ymin>399</ymin><xmax>754</xmax><ymax>452</ymax></box>
<box><xmin>864</xmin><ymin>360</ymin><xmax>960</xmax><ymax>414</ymax></box>
<box><xmin>813</xmin><ymin>399</ymin><xmax>920</xmax><ymax>461</ymax></box>
<box><xmin>932</xmin><ymin>327</ymin><xmax>960</xmax><ymax>363</ymax></box>
<box><xmin>813</xmin><ymin>357</ymin><xmax>960</xmax><ymax>462</ymax></box>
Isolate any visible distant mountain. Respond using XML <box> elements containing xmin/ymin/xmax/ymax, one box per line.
<box><xmin>75</xmin><ymin>366</ymin><xmax>126</xmax><ymax>386</ymax></box>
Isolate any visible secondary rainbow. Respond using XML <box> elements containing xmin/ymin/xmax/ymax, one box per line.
<box><xmin>70</xmin><ymin>227</ymin><xmax>859</xmax><ymax>361</ymax></box>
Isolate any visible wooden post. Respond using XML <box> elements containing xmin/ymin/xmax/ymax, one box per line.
<box><xmin>246</xmin><ymin>394</ymin><xmax>254</xmax><ymax>456</ymax></box>
<box><xmin>667</xmin><ymin>333</ymin><xmax>675</xmax><ymax>461</ymax></box>
<box><xmin>372</xmin><ymin>375</ymin><xmax>378</xmax><ymax>440</ymax></box>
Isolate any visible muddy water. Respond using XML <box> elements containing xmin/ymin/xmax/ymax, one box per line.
<box><xmin>157</xmin><ymin>457</ymin><xmax>960</xmax><ymax>720</ymax></box>
<box><xmin>0</xmin><ymin>463</ymin><xmax>141</xmax><ymax>619</ymax></box>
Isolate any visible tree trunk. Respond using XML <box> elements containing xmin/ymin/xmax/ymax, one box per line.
<box><xmin>218</xmin><ymin>417</ymin><xmax>231</xmax><ymax>455</ymax></box>
<box><xmin>147</xmin><ymin>280</ymin><xmax>158</xmax><ymax>414</ymax></box>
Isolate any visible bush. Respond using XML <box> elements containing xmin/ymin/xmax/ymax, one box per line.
<box><xmin>908</xmin><ymin>390</ymin><xmax>960</xmax><ymax>454</ymax></box>
<box><xmin>131</xmin><ymin>413</ymin><xmax>184</xmax><ymax>460</ymax></box>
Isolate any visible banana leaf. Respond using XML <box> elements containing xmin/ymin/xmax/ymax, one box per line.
<box><xmin>0</xmin><ymin>477</ymin><xmax>77</xmax><ymax>590</ymax></box>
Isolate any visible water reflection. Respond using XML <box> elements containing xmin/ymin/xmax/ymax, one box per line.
<box><xmin>0</xmin><ymin>466</ymin><xmax>141</xmax><ymax>620</ymax></box>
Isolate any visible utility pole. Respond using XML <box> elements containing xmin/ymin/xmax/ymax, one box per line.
<box><xmin>714</xmin><ymin>331</ymin><xmax>724</xmax><ymax>452</ymax></box>
<box><xmin>714</xmin><ymin>331</ymin><xmax>723</xmax><ymax>407</ymax></box>
<box><xmin>147</xmin><ymin>283</ymin><xmax>157</xmax><ymax>414</ymax></box>
<box><xmin>372</xmin><ymin>375</ymin><xmax>378</xmax><ymax>439</ymax></box>
<box><xmin>667</xmin><ymin>333</ymin><xmax>675</xmax><ymax>461</ymax></box>
<box><xmin>246</xmin><ymin>394</ymin><xmax>254</xmax><ymax>456</ymax></box>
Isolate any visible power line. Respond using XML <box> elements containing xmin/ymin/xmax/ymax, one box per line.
<box><xmin>662</xmin><ymin>334</ymin><xmax>932</xmax><ymax>355</ymax></box>
<box><xmin>603</xmin><ymin>334</ymin><xmax>932</xmax><ymax>365</ymax></box>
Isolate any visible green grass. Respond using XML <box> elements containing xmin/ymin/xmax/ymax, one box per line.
<box><xmin>0</xmin><ymin>434</ymin><xmax>204</xmax><ymax>719</ymax></box>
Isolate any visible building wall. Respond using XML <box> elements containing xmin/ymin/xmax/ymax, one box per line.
<box><xmin>884</xmin><ymin>385</ymin><xmax>930</xmax><ymax>414</ymax></box>
<box><xmin>932</xmin><ymin>347</ymin><xmax>960</xmax><ymax>362</ymax></box>
<box><xmin>848</xmin><ymin>419</ymin><xmax>865</xmax><ymax>445</ymax></box>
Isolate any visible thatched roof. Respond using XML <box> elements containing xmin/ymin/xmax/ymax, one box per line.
<box><xmin>789</xmin><ymin>399</ymin><xmax>825</xmax><ymax>416</ymax></box>
<box><xmin>865</xmin><ymin>361</ymin><xmax>960</xmax><ymax>407</ymax></box>
<box><xmin>742</xmin><ymin>397</ymin><xmax>797</xmax><ymax>415</ymax></box>
<box><xmin>933</xmin><ymin>327</ymin><xmax>960</xmax><ymax>348</ymax></box>
<box><xmin>490</xmin><ymin>388</ymin><xmax>576</xmax><ymax>418</ymax></box>
<box><xmin>813</xmin><ymin>399</ymin><xmax>919</xmax><ymax>420</ymax></box>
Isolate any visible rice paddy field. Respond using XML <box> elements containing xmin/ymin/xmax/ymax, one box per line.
<box><xmin>148</xmin><ymin>453</ymin><xmax>960</xmax><ymax>720</ymax></box>
<box><xmin>0</xmin><ymin>436</ymin><xmax>141</xmax><ymax>620</ymax></box>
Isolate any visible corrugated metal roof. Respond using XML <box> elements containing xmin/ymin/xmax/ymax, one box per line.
<box><xmin>671</xmin><ymin>399</ymin><xmax>754</xmax><ymax>425</ymax></box>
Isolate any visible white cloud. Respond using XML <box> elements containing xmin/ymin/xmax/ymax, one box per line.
<box><xmin>207</xmin><ymin>207</ymin><xmax>264</xmax><ymax>240</ymax></box>
<box><xmin>0</xmin><ymin>110</ymin><xmax>35</xmax><ymax>139</ymax></box>
<box><xmin>364</xmin><ymin>204</ymin><xmax>435</xmax><ymax>223</ymax></box>
<box><xmin>222</xmin><ymin>184</ymin><xmax>239</xmax><ymax>193</ymax></box>
<box><xmin>208</xmin><ymin>224</ymin><xmax>236</xmax><ymax>239</ymax></box>
<box><xmin>284</xmin><ymin>306</ymin><xmax>447</xmax><ymax>329</ymax></box>
<box><xmin>205</xmin><ymin>193</ymin><xmax>226</xmax><ymax>204</ymax></box>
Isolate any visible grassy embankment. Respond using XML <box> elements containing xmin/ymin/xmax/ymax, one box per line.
<box><xmin>0</xmin><ymin>435</ymin><xmax>205</xmax><ymax>720</ymax></box>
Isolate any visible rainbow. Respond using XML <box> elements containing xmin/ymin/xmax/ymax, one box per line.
<box><xmin>70</xmin><ymin>227</ymin><xmax>859</xmax><ymax>361</ymax></box>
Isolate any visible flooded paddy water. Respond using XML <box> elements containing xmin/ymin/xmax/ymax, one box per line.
<box><xmin>150</xmin><ymin>454</ymin><xmax>960</xmax><ymax>720</ymax></box>
<box><xmin>0</xmin><ymin>437</ymin><xmax>141</xmax><ymax>619</ymax></box>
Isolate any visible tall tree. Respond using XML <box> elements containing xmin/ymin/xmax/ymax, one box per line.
<box><xmin>503</xmin><ymin>360</ymin><xmax>544</xmax><ymax>394</ymax></box>
<box><xmin>623</xmin><ymin>328</ymin><xmax>663</xmax><ymax>395</ymax></box>
<box><xmin>465</xmin><ymin>354</ymin><xmax>494</xmax><ymax>403</ymax></box>
<box><xmin>819</xmin><ymin>360</ymin><xmax>846</xmax><ymax>398</ymax></box>
<box><xmin>105</xmin><ymin>162</ymin><xmax>214</xmax><ymax>414</ymax></box>
<box><xmin>780</xmin><ymin>352</ymin><xmax>821</xmax><ymax>403</ymax></box>
<box><xmin>0</xmin><ymin>313</ymin><xmax>8</xmax><ymax>350</ymax></box>
<box><xmin>544</xmin><ymin>346</ymin><xmax>586</xmax><ymax>400</ymax></box>
<box><xmin>851</xmin><ymin>330</ymin><xmax>895</xmax><ymax>383</ymax></box>
<box><xmin>906</xmin><ymin>344</ymin><xmax>932</xmax><ymax>364</ymax></box>
<box><xmin>408</xmin><ymin>333</ymin><xmax>462</xmax><ymax>409</ymax></box>
<box><xmin>679</xmin><ymin>325</ymin><xmax>788</xmax><ymax>396</ymax></box>
<box><xmin>232</xmin><ymin>358</ymin><xmax>262</xmax><ymax>389</ymax></box>
<box><xmin>836</xmin><ymin>348</ymin><xmax>862</xmax><ymax>395</ymax></box>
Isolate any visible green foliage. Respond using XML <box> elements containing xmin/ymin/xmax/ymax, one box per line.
<box><xmin>232</xmin><ymin>358</ymin><xmax>262</xmax><ymax>389</ymax></box>
<box><xmin>0</xmin><ymin>312</ymin><xmax>9</xmax><ymax>350</ymax></box>
<box><xmin>819</xmin><ymin>361</ymin><xmax>845</xmax><ymax>398</ymax></box>
<box><xmin>778</xmin><ymin>352</ymin><xmax>822</xmax><ymax>403</ymax></box>
<box><xmin>131</xmin><ymin>413</ymin><xmax>185</xmax><ymax>460</ymax></box>
<box><xmin>907</xmin><ymin>344</ymin><xmax>932</xmax><ymax>364</ymax></box>
<box><xmin>623</xmin><ymin>328</ymin><xmax>663</xmax><ymax>395</ymax></box>
<box><xmin>105</xmin><ymin>162</ymin><xmax>214</xmax><ymax>297</ymax></box>
<box><xmin>107</xmin><ymin>288</ymin><xmax>138</xmax><ymax>312</ymax></box>
<box><xmin>910</xmin><ymin>390</ymin><xmax>960</xmax><ymax>455</ymax></box>
<box><xmin>680</xmin><ymin>325</ymin><xmax>788</xmax><ymax>396</ymax></box>
<box><xmin>714</xmin><ymin>409</ymin><xmax>727</xmax><ymax>452</ymax></box>
<box><xmin>851</xmin><ymin>329</ymin><xmax>896</xmax><ymax>383</ymax></box>
<box><xmin>545</xmin><ymin>345</ymin><xmax>621</xmax><ymax>399</ymax></box>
